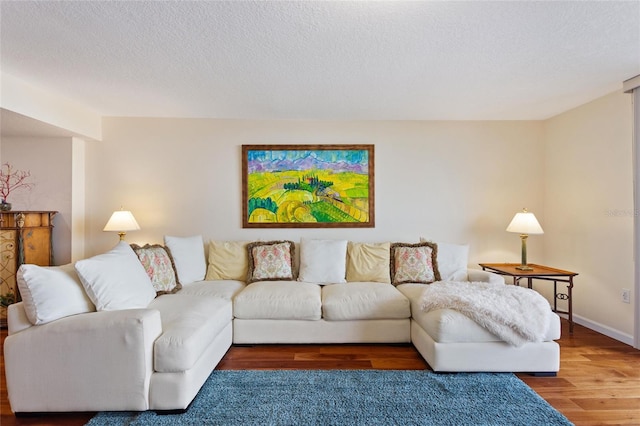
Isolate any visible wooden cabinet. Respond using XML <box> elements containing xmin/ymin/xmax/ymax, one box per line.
<box><xmin>0</xmin><ymin>211</ymin><xmax>57</xmax><ymax>327</ymax></box>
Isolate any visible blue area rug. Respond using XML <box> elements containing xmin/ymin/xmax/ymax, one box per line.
<box><xmin>87</xmin><ymin>370</ymin><xmax>573</xmax><ymax>426</ymax></box>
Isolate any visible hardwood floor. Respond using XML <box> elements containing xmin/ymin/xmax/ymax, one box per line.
<box><xmin>1</xmin><ymin>319</ymin><xmax>639</xmax><ymax>425</ymax></box>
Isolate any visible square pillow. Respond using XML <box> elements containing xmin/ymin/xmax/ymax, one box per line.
<box><xmin>131</xmin><ymin>244</ymin><xmax>182</xmax><ymax>295</ymax></box>
<box><xmin>17</xmin><ymin>263</ymin><xmax>95</xmax><ymax>325</ymax></box>
<box><xmin>205</xmin><ymin>240</ymin><xmax>249</xmax><ymax>281</ymax></box>
<box><xmin>298</xmin><ymin>238</ymin><xmax>348</xmax><ymax>284</ymax></box>
<box><xmin>164</xmin><ymin>235</ymin><xmax>206</xmax><ymax>284</ymax></box>
<box><xmin>420</xmin><ymin>238</ymin><xmax>469</xmax><ymax>281</ymax></box>
<box><xmin>346</xmin><ymin>241</ymin><xmax>391</xmax><ymax>283</ymax></box>
<box><xmin>390</xmin><ymin>242</ymin><xmax>441</xmax><ymax>285</ymax></box>
<box><xmin>246</xmin><ymin>240</ymin><xmax>295</xmax><ymax>284</ymax></box>
<box><xmin>75</xmin><ymin>242</ymin><xmax>156</xmax><ymax>311</ymax></box>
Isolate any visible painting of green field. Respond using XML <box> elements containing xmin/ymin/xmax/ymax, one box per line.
<box><xmin>248</xmin><ymin>170</ymin><xmax>369</xmax><ymax>223</ymax></box>
<box><xmin>244</xmin><ymin>146</ymin><xmax>373</xmax><ymax>226</ymax></box>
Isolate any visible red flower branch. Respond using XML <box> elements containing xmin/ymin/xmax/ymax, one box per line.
<box><xmin>0</xmin><ymin>163</ymin><xmax>34</xmax><ymax>203</ymax></box>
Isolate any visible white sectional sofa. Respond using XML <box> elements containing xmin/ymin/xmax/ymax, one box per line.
<box><xmin>3</xmin><ymin>237</ymin><xmax>561</xmax><ymax>414</ymax></box>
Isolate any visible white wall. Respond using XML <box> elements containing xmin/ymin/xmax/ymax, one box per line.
<box><xmin>1</xmin><ymin>137</ymin><xmax>73</xmax><ymax>265</ymax></box>
<box><xmin>71</xmin><ymin>137</ymin><xmax>87</xmax><ymax>261</ymax></box>
<box><xmin>1</xmin><ymin>73</ymin><xmax>102</xmax><ymax>141</ymax></box>
<box><xmin>544</xmin><ymin>91</ymin><xmax>634</xmax><ymax>342</ymax></box>
<box><xmin>85</xmin><ymin>118</ymin><xmax>546</xmax><ymax>269</ymax></box>
<box><xmin>3</xmin><ymin>92</ymin><xmax>635</xmax><ymax>343</ymax></box>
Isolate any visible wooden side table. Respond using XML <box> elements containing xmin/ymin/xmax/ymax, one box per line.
<box><xmin>478</xmin><ymin>263</ymin><xmax>578</xmax><ymax>334</ymax></box>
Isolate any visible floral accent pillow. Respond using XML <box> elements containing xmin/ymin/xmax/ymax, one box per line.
<box><xmin>247</xmin><ymin>240</ymin><xmax>295</xmax><ymax>284</ymax></box>
<box><xmin>131</xmin><ymin>244</ymin><xmax>182</xmax><ymax>295</ymax></box>
<box><xmin>390</xmin><ymin>242</ymin><xmax>440</xmax><ymax>285</ymax></box>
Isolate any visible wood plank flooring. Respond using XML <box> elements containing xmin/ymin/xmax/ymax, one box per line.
<box><xmin>1</xmin><ymin>319</ymin><xmax>639</xmax><ymax>425</ymax></box>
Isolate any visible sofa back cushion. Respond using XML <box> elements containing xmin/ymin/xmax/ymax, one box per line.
<box><xmin>164</xmin><ymin>235</ymin><xmax>207</xmax><ymax>284</ymax></box>
<box><xmin>346</xmin><ymin>242</ymin><xmax>391</xmax><ymax>283</ymax></box>
<box><xmin>205</xmin><ymin>240</ymin><xmax>249</xmax><ymax>281</ymax></box>
<box><xmin>75</xmin><ymin>242</ymin><xmax>156</xmax><ymax>311</ymax></box>
<box><xmin>298</xmin><ymin>239</ymin><xmax>348</xmax><ymax>284</ymax></box>
<box><xmin>17</xmin><ymin>263</ymin><xmax>95</xmax><ymax>325</ymax></box>
<box><xmin>420</xmin><ymin>238</ymin><xmax>469</xmax><ymax>281</ymax></box>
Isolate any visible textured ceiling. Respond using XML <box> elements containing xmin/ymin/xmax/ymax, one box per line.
<box><xmin>1</xmin><ymin>1</ymin><xmax>639</xmax><ymax>121</ymax></box>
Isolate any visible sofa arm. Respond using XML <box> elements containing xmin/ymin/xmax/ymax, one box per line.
<box><xmin>467</xmin><ymin>269</ymin><xmax>505</xmax><ymax>285</ymax></box>
<box><xmin>4</xmin><ymin>308</ymin><xmax>162</xmax><ymax>413</ymax></box>
<box><xmin>7</xmin><ymin>302</ymin><xmax>33</xmax><ymax>335</ymax></box>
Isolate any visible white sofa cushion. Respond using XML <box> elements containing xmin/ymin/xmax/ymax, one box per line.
<box><xmin>75</xmin><ymin>242</ymin><xmax>156</xmax><ymax>311</ymax></box>
<box><xmin>178</xmin><ymin>280</ymin><xmax>246</xmax><ymax>300</ymax></box>
<box><xmin>397</xmin><ymin>283</ymin><xmax>560</xmax><ymax>342</ymax></box>
<box><xmin>298</xmin><ymin>238</ymin><xmax>348</xmax><ymax>284</ymax></box>
<box><xmin>322</xmin><ymin>282</ymin><xmax>411</xmax><ymax>320</ymax></box>
<box><xmin>421</xmin><ymin>238</ymin><xmax>469</xmax><ymax>281</ymax></box>
<box><xmin>149</xmin><ymin>294</ymin><xmax>233</xmax><ymax>372</ymax></box>
<box><xmin>164</xmin><ymin>235</ymin><xmax>207</xmax><ymax>284</ymax></box>
<box><xmin>233</xmin><ymin>281</ymin><xmax>322</xmax><ymax>320</ymax></box>
<box><xmin>398</xmin><ymin>283</ymin><xmax>506</xmax><ymax>342</ymax></box>
<box><xmin>346</xmin><ymin>242</ymin><xmax>391</xmax><ymax>283</ymax></box>
<box><xmin>16</xmin><ymin>263</ymin><xmax>95</xmax><ymax>325</ymax></box>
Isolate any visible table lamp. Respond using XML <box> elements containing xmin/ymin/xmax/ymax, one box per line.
<box><xmin>506</xmin><ymin>208</ymin><xmax>544</xmax><ymax>271</ymax></box>
<box><xmin>103</xmin><ymin>209</ymin><xmax>140</xmax><ymax>241</ymax></box>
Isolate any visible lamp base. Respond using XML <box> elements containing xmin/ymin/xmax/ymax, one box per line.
<box><xmin>515</xmin><ymin>265</ymin><xmax>533</xmax><ymax>271</ymax></box>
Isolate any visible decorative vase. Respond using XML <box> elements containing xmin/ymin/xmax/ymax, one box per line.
<box><xmin>0</xmin><ymin>201</ymin><xmax>12</xmax><ymax>211</ymax></box>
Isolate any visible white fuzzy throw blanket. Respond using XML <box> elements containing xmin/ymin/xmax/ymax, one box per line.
<box><xmin>420</xmin><ymin>281</ymin><xmax>552</xmax><ymax>347</ymax></box>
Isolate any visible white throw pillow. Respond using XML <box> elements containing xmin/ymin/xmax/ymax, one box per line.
<box><xmin>75</xmin><ymin>242</ymin><xmax>156</xmax><ymax>311</ymax></box>
<box><xmin>164</xmin><ymin>235</ymin><xmax>206</xmax><ymax>284</ymax></box>
<box><xmin>298</xmin><ymin>238</ymin><xmax>348</xmax><ymax>284</ymax></box>
<box><xmin>17</xmin><ymin>263</ymin><xmax>95</xmax><ymax>325</ymax></box>
<box><xmin>421</xmin><ymin>238</ymin><xmax>469</xmax><ymax>281</ymax></box>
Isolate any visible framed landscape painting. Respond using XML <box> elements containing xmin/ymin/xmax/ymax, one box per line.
<box><xmin>242</xmin><ymin>144</ymin><xmax>375</xmax><ymax>228</ymax></box>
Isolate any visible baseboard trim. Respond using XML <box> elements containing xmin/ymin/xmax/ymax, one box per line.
<box><xmin>573</xmin><ymin>314</ymin><xmax>634</xmax><ymax>346</ymax></box>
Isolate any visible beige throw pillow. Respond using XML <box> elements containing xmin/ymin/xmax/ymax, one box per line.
<box><xmin>205</xmin><ymin>241</ymin><xmax>249</xmax><ymax>281</ymax></box>
<box><xmin>346</xmin><ymin>242</ymin><xmax>391</xmax><ymax>283</ymax></box>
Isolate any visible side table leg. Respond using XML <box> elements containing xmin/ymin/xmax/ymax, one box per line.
<box><xmin>568</xmin><ymin>277</ymin><xmax>574</xmax><ymax>334</ymax></box>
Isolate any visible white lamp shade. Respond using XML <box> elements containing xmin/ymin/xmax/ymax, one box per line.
<box><xmin>103</xmin><ymin>210</ymin><xmax>140</xmax><ymax>232</ymax></box>
<box><xmin>506</xmin><ymin>209</ymin><xmax>544</xmax><ymax>235</ymax></box>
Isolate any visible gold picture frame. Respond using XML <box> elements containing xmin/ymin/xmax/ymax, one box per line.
<box><xmin>242</xmin><ymin>144</ymin><xmax>375</xmax><ymax>228</ymax></box>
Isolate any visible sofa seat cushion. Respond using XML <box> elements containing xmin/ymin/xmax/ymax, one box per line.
<box><xmin>177</xmin><ymin>280</ymin><xmax>246</xmax><ymax>300</ymax></box>
<box><xmin>233</xmin><ymin>281</ymin><xmax>321</xmax><ymax>320</ymax></box>
<box><xmin>415</xmin><ymin>308</ymin><xmax>504</xmax><ymax>343</ymax></box>
<box><xmin>149</xmin><ymin>294</ymin><xmax>232</xmax><ymax>372</ymax></box>
<box><xmin>322</xmin><ymin>282</ymin><xmax>410</xmax><ymax>321</ymax></box>
<box><xmin>397</xmin><ymin>283</ymin><xmax>560</xmax><ymax>343</ymax></box>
